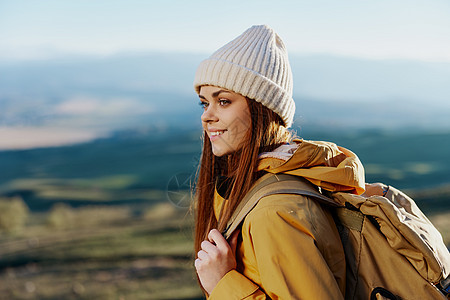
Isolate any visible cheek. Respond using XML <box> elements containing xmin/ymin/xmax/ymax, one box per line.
<box><xmin>228</xmin><ymin>113</ymin><xmax>251</xmax><ymax>143</ymax></box>
<box><xmin>238</xmin><ymin>106</ymin><xmax>252</xmax><ymax>132</ymax></box>
<box><xmin>242</xmin><ymin>112</ymin><xmax>252</xmax><ymax>130</ymax></box>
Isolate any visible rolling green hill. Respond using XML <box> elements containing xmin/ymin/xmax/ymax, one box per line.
<box><xmin>1</xmin><ymin>128</ymin><xmax>449</xmax><ymax>213</ymax></box>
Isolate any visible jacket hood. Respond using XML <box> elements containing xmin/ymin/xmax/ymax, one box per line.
<box><xmin>257</xmin><ymin>139</ymin><xmax>365</xmax><ymax>194</ymax></box>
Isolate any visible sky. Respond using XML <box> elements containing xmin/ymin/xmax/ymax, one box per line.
<box><xmin>1</xmin><ymin>0</ymin><xmax>450</xmax><ymax>62</ymax></box>
<box><xmin>1</xmin><ymin>0</ymin><xmax>450</xmax><ymax>150</ymax></box>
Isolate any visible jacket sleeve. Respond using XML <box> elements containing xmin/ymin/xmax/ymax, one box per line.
<box><xmin>208</xmin><ymin>194</ymin><xmax>345</xmax><ymax>299</ymax></box>
<box><xmin>208</xmin><ymin>270</ymin><xmax>266</xmax><ymax>299</ymax></box>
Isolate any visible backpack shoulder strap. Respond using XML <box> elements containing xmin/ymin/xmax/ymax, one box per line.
<box><xmin>222</xmin><ymin>173</ymin><xmax>339</xmax><ymax>239</ymax></box>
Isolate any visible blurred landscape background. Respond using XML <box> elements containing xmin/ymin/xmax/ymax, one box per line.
<box><xmin>1</xmin><ymin>1</ymin><xmax>450</xmax><ymax>299</ymax></box>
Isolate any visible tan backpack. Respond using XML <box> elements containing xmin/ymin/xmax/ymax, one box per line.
<box><xmin>223</xmin><ymin>173</ymin><xmax>450</xmax><ymax>300</ymax></box>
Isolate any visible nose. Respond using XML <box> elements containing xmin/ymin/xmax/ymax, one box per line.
<box><xmin>201</xmin><ymin>105</ymin><xmax>219</xmax><ymax>123</ymax></box>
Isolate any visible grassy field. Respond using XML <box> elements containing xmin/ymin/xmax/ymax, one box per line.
<box><xmin>1</xmin><ymin>128</ymin><xmax>449</xmax><ymax>299</ymax></box>
<box><xmin>0</xmin><ymin>202</ymin><xmax>203</xmax><ymax>300</ymax></box>
<box><xmin>1</xmin><ymin>194</ymin><xmax>448</xmax><ymax>300</ymax></box>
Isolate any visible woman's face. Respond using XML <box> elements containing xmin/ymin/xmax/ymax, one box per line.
<box><xmin>199</xmin><ymin>86</ymin><xmax>252</xmax><ymax>157</ymax></box>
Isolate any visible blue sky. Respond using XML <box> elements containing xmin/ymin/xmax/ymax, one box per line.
<box><xmin>1</xmin><ymin>0</ymin><xmax>450</xmax><ymax>149</ymax></box>
<box><xmin>1</xmin><ymin>0</ymin><xmax>450</xmax><ymax>61</ymax></box>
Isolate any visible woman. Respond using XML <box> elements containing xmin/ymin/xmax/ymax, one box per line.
<box><xmin>193</xmin><ymin>25</ymin><xmax>366</xmax><ymax>299</ymax></box>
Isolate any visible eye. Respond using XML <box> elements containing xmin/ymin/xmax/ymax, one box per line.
<box><xmin>199</xmin><ymin>101</ymin><xmax>209</xmax><ymax>110</ymax></box>
<box><xmin>219</xmin><ymin>99</ymin><xmax>231</xmax><ymax>106</ymax></box>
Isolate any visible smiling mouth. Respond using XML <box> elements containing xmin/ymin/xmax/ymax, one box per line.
<box><xmin>210</xmin><ymin>130</ymin><xmax>227</xmax><ymax>136</ymax></box>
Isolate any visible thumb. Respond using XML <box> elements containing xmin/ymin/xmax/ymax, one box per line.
<box><xmin>228</xmin><ymin>229</ymin><xmax>241</xmax><ymax>255</ymax></box>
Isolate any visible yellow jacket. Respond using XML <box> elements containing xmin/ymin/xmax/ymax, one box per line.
<box><xmin>209</xmin><ymin>140</ymin><xmax>365</xmax><ymax>299</ymax></box>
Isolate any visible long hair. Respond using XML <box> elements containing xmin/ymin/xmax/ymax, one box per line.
<box><xmin>194</xmin><ymin>98</ymin><xmax>292</xmax><ymax>254</ymax></box>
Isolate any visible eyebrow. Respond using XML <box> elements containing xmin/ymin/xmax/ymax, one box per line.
<box><xmin>199</xmin><ymin>89</ymin><xmax>231</xmax><ymax>100</ymax></box>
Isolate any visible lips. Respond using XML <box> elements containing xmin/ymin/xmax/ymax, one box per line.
<box><xmin>208</xmin><ymin>129</ymin><xmax>227</xmax><ymax>141</ymax></box>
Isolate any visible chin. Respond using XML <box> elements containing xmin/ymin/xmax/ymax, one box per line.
<box><xmin>212</xmin><ymin>144</ymin><xmax>234</xmax><ymax>157</ymax></box>
<box><xmin>212</xmin><ymin>148</ymin><xmax>228</xmax><ymax>157</ymax></box>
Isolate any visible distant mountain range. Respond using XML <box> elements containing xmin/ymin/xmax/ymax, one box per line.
<box><xmin>1</xmin><ymin>52</ymin><xmax>449</xmax><ymax>149</ymax></box>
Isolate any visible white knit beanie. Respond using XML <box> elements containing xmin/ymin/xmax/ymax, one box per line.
<box><xmin>194</xmin><ymin>25</ymin><xmax>295</xmax><ymax>128</ymax></box>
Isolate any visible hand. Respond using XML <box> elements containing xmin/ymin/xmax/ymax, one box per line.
<box><xmin>194</xmin><ymin>229</ymin><xmax>240</xmax><ymax>294</ymax></box>
<box><xmin>362</xmin><ymin>182</ymin><xmax>388</xmax><ymax>197</ymax></box>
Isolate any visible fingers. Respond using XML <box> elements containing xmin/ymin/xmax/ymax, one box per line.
<box><xmin>208</xmin><ymin>229</ymin><xmax>229</xmax><ymax>251</ymax></box>
<box><xmin>196</xmin><ymin>228</ymin><xmax>240</xmax><ymax>264</ymax></box>
<box><xmin>197</xmin><ymin>249</ymin><xmax>209</xmax><ymax>261</ymax></box>
<box><xmin>195</xmin><ymin>228</ymin><xmax>240</xmax><ymax>290</ymax></box>
<box><xmin>201</xmin><ymin>240</ymin><xmax>217</xmax><ymax>254</ymax></box>
<box><xmin>196</xmin><ymin>241</ymin><xmax>217</xmax><ymax>266</ymax></box>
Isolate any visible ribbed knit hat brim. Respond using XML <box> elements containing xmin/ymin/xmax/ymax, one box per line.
<box><xmin>194</xmin><ymin>25</ymin><xmax>295</xmax><ymax>127</ymax></box>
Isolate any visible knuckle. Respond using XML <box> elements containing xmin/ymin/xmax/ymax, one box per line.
<box><xmin>223</xmin><ymin>248</ymin><xmax>231</xmax><ymax>256</ymax></box>
<box><xmin>194</xmin><ymin>259</ymin><xmax>201</xmax><ymax>269</ymax></box>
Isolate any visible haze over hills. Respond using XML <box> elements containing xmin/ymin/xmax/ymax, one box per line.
<box><xmin>1</xmin><ymin>52</ymin><xmax>450</xmax><ymax>149</ymax></box>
